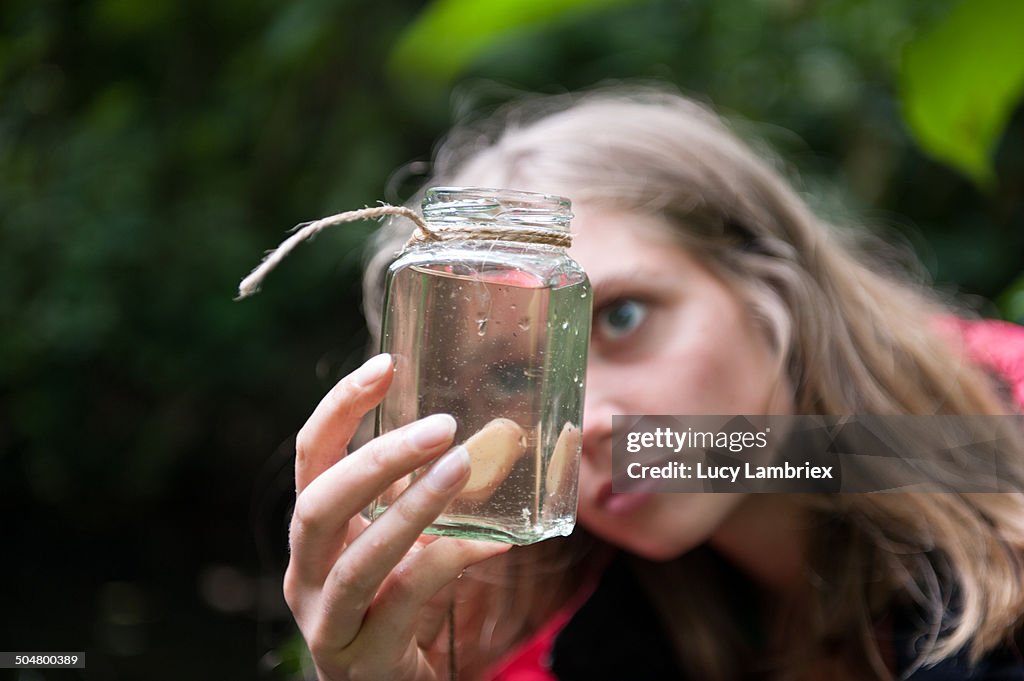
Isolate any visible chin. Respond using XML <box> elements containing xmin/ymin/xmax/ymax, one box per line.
<box><xmin>581</xmin><ymin>514</ymin><xmax>696</xmax><ymax>562</ymax></box>
<box><xmin>624</xmin><ymin>536</ymin><xmax>693</xmax><ymax>562</ymax></box>
<box><xmin>576</xmin><ymin>480</ymin><xmax>751</xmax><ymax>563</ymax></box>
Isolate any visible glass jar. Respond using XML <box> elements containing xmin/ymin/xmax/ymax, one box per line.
<box><xmin>367</xmin><ymin>187</ymin><xmax>591</xmax><ymax>544</ymax></box>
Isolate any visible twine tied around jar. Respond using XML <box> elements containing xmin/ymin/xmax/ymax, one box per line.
<box><xmin>236</xmin><ymin>203</ymin><xmax>573</xmax><ymax>299</ymax></box>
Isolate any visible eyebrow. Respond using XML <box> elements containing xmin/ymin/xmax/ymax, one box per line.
<box><xmin>590</xmin><ymin>270</ymin><xmax>655</xmax><ymax>304</ymax></box>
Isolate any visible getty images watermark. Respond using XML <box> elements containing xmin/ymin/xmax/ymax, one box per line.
<box><xmin>612</xmin><ymin>415</ymin><xmax>1024</xmax><ymax>493</ymax></box>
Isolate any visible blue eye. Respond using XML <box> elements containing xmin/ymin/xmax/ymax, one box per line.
<box><xmin>596</xmin><ymin>300</ymin><xmax>648</xmax><ymax>340</ymax></box>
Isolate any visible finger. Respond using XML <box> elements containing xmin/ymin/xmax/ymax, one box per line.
<box><xmin>296</xmin><ymin>353</ymin><xmax>393</xmax><ymax>492</ymax></box>
<box><xmin>335</xmin><ymin>536</ymin><xmax>507</xmax><ymax>675</ymax></box>
<box><xmin>373</xmin><ymin>538</ymin><xmax>510</xmax><ymax>650</ymax></box>
<box><xmin>414</xmin><ymin>581</ymin><xmax>454</xmax><ymax>650</ymax></box>
<box><xmin>317</xmin><ymin>446</ymin><xmax>472</xmax><ymax>647</ymax></box>
<box><xmin>288</xmin><ymin>414</ymin><xmax>457</xmax><ymax>587</ymax></box>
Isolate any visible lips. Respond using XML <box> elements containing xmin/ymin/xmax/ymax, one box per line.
<box><xmin>596</xmin><ymin>479</ymin><xmax>655</xmax><ymax>515</ymax></box>
<box><xmin>583</xmin><ymin>440</ymin><xmax>656</xmax><ymax>516</ymax></box>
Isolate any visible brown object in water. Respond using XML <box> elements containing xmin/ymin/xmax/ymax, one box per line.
<box><xmin>460</xmin><ymin>418</ymin><xmax>526</xmax><ymax>502</ymax></box>
<box><xmin>545</xmin><ymin>422</ymin><xmax>581</xmax><ymax>503</ymax></box>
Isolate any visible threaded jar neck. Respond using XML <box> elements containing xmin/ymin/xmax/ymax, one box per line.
<box><xmin>422</xmin><ymin>187</ymin><xmax>573</xmax><ymax>233</ymax></box>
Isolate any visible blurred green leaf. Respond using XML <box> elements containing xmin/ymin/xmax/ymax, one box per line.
<box><xmin>997</xmin><ymin>273</ymin><xmax>1024</xmax><ymax>324</ymax></box>
<box><xmin>388</xmin><ymin>0</ymin><xmax>645</xmax><ymax>84</ymax></box>
<box><xmin>92</xmin><ymin>0</ymin><xmax>178</xmax><ymax>36</ymax></box>
<box><xmin>270</xmin><ymin>632</ymin><xmax>315</xmax><ymax>679</ymax></box>
<box><xmin>900</xmin><ymin>0</ymin><xmax>1024</xmax><ymax>189</ymax></box>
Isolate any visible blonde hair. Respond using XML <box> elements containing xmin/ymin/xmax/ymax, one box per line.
<box><xmin>363</xmin><ymin>86</ymin><xmax>1024</xmax><ymax>680</ymax></box>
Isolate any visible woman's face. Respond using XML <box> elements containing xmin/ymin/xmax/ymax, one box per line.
<box><xmin>568</xmin><ymin>204</ymin><xmax>787</xmax><ymax>560</ymax></box>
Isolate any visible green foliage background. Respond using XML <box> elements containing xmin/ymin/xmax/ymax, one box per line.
<box><xmin>1</xmin><ymin>0</ymin><xmax>1022</xmax><ymax>678</ymax></box>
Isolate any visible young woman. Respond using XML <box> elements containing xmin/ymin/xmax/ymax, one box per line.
<box><xmin>282</xmin><ymin>87</ymin><xmax>1024</xmax><ymax>680</ymax></box>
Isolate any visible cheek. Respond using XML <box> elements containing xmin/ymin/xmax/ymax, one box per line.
<box><xmin>660</xmin><ymin>303</ymin><xmax>777</xmax><ymax>414</ymax></box>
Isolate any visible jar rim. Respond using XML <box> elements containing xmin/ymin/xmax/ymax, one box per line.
<box><xmin>422</xmin><ymin>186</ymin><xmax>573</xmax><ymax>233</ymax></box>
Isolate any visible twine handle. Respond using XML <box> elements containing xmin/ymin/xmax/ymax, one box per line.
<box><xmin>236</xmin><ymin>205</ymin><xmax>430</xmax><ymax>299</ymax></box>
<box><xmin>405</xmin><ymin>224</ymin><xmax>572</xmax><ymax>248</ymax></box>
<box><xmin>237</xmin><ymin>201</ymin><xmax>573</xmax><ymax>300</ymax></box>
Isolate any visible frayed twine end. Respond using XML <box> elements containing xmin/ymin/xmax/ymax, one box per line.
<box><xmin>235</xmin><ymin>204</ymin><xmax>428</xmax><ymax>300</ymax></box>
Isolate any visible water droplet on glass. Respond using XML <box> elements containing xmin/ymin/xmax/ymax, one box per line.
<box><xmin>477</xmin><ymin>318</ymin><xmax>488</xmax><ymax>336</ymax></box>
<box><xmin>561</xmin><ymin>321</ymin><xmax>569</xmax><ymax>330</ymax></box>
<box><xmin>517</xmin><ymin>317</ymin><xmax>531</xmax><ymax>331</ymax></box>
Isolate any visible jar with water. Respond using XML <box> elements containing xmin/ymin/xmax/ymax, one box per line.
<box><xmin>367</xmin><ymin>187</ymin><xmax>591</xmax><ymax>544</ymax></box>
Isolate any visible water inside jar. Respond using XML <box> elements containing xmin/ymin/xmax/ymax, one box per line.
<box><xmin>370</xmin><ymin>257</ymin><xmax>590</xmax><ymax>544</ymax></box>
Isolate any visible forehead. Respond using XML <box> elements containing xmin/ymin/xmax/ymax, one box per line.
<box><xmin>568</xmin><ymin>204</ymin><xmax>687</xmax><ymax>277</ymax></box>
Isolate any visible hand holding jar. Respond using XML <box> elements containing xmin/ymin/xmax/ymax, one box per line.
<box><xmin>283</xmin><ymin>352</ymin><xmax>511</xmax><ymax>681</ymax></box>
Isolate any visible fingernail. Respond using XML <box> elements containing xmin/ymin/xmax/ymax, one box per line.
<box><xmin>426</xmin><ymin>446</ymin><xmax>470</xmax><ymax>491</ymax></box>
<box><xmin>350</xmin><ymin>354</ymin><xmax>392</xmax><ymax>388</ymax></box>
<box><xmin>408</xmin><ymin>414</ymin><xmax>457</xmax><ymax>449</ymax></box>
